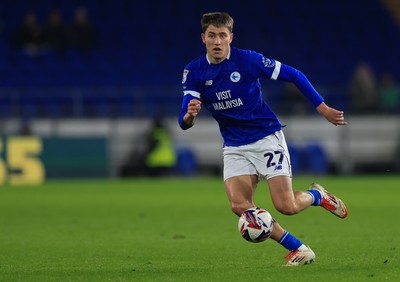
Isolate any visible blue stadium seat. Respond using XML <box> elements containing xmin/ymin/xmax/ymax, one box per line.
<box><xmin>301</xmin><ymin>143</ymin><xmax>329</xmax><ymax>175</ymax></box>
<box><xmin>0</xmin><ymin>0</ymin><xmax>399</xmax><ymax>118</ymax></box>
<box><xmin>175</xmin><ymin>147</ymin><xmax>198</xmax><ymax>177</ymax></box>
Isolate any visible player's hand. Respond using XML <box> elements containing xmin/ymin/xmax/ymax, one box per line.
<box><xmin>316</xmin><ymin>102</ymin><xmax>347</xmax><ymax>126</ymax></box>
<box><xmin>183</xmin><ymin>99</ymin><xmax>201</xmax><ymax>127</ymax></box>
<box><xmin>187</xmin><ymin>99</ymin><xmax>201</xmax><ymax>117</ymax></box>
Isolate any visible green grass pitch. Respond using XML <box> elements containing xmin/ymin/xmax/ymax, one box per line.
<box><xmin>0</xmin><ymin>175</ymin><xmax>399</xmax><ymax>281</ymax></box>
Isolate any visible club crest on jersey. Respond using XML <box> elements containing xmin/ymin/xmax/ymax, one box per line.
<box><xmin>230</xmin><ymin>72</ymin><xmax>241</xmax><ymax>82</ymax></box>
<box><xmin>182</xmin><ymin>69</ymin><xmax>189</xmax><ymax>84</ymax></box>
<box><xmin>262</xmin><ymin>57</ymin><xmax>275</xmax><ymax>68</ymax></box>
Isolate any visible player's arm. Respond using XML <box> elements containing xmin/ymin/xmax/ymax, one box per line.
<box><xmin>179</xmin><ymin>65</ymin><xmax>203</xmax><ymax>130</ymax></box>
<box><xmin>178</xmin><ymin>95</ymin><xmax>202</xmax><ymax>130</ymax></box>
<box><xmin>276</xmin><ymin>64</ymin><xmax>347</xmax><ymax>126</ymax></box>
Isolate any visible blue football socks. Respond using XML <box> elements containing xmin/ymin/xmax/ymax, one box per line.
<box><xmin>307</xmin><ymin>189</ymin><xmax>322</xmax><ymax>206</ymax></box>
<box><xmin>279</xmin><ymin>231</ymin><xmax>303</xmax><ymax>252</ymax></box>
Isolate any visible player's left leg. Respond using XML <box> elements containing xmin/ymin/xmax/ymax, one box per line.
<box><xmin>268</xmin><ymin>176</ymin><xmax>348</xmax><ymax>218</ymax></box>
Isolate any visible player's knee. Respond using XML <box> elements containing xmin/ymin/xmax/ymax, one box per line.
<box><xmin>275</xmin><ymin>203</ymin><xmax>298</xmax><ymax>215</ymax></box>
<box><xmin>231</xmin><ymin>202</ymin><xmax>251</xmax><ymax>217</ymax></box>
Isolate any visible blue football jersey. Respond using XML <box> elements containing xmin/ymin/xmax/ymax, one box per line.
<box><xmin>179</xmin><ymin>47</ymin><xmax>324</xmax><ymax>146</ymax></box>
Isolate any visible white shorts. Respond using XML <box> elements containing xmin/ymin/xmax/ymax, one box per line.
<box><xmin>223</xmin><ymin>130</ymin><xmax>292</xmax><ymax>181</ymax></box>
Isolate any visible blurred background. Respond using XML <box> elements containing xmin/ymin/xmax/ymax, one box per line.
<box><xmin>0</xmin><ymin>0</ymin><xmax>399</xmax><ymax>184</ymax></box>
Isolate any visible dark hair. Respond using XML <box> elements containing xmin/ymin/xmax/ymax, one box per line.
<box><xmin>201</xmin><ymin>12</ymin><xmax>234</xmax><ymax>33</ymax></box>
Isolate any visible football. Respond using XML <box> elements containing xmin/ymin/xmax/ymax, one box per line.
<box><xmin>238</xmin><ymin>207</ymin><xmax>274</xmax><ymax>243</ymax></box>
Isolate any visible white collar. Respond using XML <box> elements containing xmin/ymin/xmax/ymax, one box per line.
<box><xmin>206</xmin><ymin>48</ymin><xmax>231</xmax><ymax>64</ymax></box>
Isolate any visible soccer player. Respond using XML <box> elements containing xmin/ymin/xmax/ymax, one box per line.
<box><xmin>178</xmin><ymin>12</ymin><xmax>348</xmax><ymax>266</ymax></box>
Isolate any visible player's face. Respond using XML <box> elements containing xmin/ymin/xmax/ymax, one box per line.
<box><xmin>202</xmin><ymin>25</ymin><xmax>233</xmax><ymax>64</ymax></box>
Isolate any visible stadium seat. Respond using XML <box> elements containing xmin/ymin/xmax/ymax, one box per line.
<box><xmin>0</xmin><ymin>0</ymin><xmax>399</xmax><ymax>118</ymax></box>
<box><xmin>302</xmin><ymin>143</ymin><xmax>329</xmax><ymax>175</ymax></box>
<box><xmin>175</xmin><ymin>147</ymin><xmax>198</xmax><ymax>177</ymax></box>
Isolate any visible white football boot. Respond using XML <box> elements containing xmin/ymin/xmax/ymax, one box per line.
<box><xmin>309</xmin><ymin>183</ymin><xmax>348</xmax><ymax>219</ymax></box>
<box><xmin>284</xmin><ymin>245</ymin><xmax>316</xmax><ymax>266</ymax></box>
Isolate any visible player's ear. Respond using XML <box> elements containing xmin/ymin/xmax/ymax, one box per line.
<box><xmin>229</xmin><ymin>33</ymin><xmax>234</xmax><ymax>43</ymax></box>
<box><xmin>201</xmin><ymin>33</ymin><xmax>206</xmax><ymax>43</ymax></box>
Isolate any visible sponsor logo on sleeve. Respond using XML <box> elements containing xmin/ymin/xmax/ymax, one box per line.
<box><xmin>262</xmin><ymin>57</ymin><xmax>275</xmax><ymax>68</ymax></box>
<box><xmin>182</xmin><ymin>69</ymin><xmax>189</xmax><ymax>84</ymax></box>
